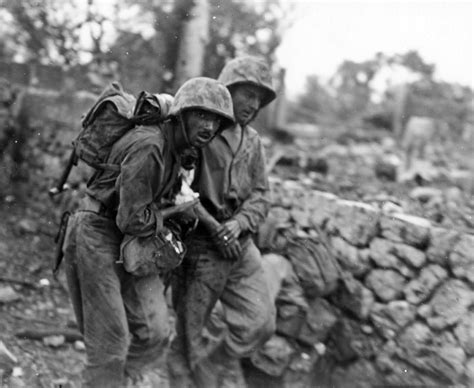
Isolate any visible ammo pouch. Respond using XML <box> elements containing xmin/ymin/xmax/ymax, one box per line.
<box><xmin>119</xmin><ymin>224</ymin><xmax>185</xmax><ymax>277</ymax></box>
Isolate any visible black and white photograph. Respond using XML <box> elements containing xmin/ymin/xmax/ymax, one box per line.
<box><xmin>0</xmin><ymin>0</ymin><xmax>473</xmax><ymax>387</ymax></box>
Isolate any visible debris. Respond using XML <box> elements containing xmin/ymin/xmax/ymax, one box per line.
<box><xmin>0</xmin><ymin>285</ymin><xmax>21</xmax><ymax>304</ymax></box>
<box><xmin>43</xmin><ymin>335</ymin><xmax>66</xmax><ymax>348</ymax></box>
<box><xmin>0</xmin><ymin>340</ymin><xmax>18</xmax><ymax>367</ymax></box>
<box><xmin>15</xmin><ymin>328</ymin><xmax>82</xmax><ymax>343</ymax></box>
<box><xmin>39</xmin><ymin>278</ymin><xmax>50</xmax><ymax>287</ymax></box>
<box><xmin>17</xmin><ymin>219</ymin><xmax>37</xmax><ymax>234</ymax></box>
<box><xmin>314</xmin><ymin>342</ymin><xmax>326</xmax><ymax>355</ymax></box>
<box><xmin>73</xmin><ymin>340</ymin><xmax>86</xmax><ymax>351</ymax></box>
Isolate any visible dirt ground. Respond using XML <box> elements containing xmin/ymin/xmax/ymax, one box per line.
<box><xmin>0</xmin><ymin>196</ymin><xmax>85</xmax><ymax>388</ymax></box>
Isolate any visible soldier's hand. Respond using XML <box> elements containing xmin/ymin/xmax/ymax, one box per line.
<box><xmin>219</xmin><ymin>238</ymin><xmax>242</xmax><ymax>262</ymax></box>
<box><xmin>216</xmin><ymin>220</ymin><xmax>241</xmax><ymax>244</ymax></box>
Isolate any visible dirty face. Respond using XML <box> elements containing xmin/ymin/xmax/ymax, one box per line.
<box><xmin>183</xmin><ymin>109</ymin><xmax>221</xmax><ymax>148</ymax></box>
<box><xmin>230</xmin><ymin>84</ymin><xmax>264</xmax><ymax>126</ymax></box>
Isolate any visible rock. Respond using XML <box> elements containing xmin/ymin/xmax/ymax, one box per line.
<box><xmin>0</xmin><ymin>286</ymin><xmax>21</xmax><ymax>304</ymax></box>
<box><xmin>369</xmin><ymin>238</ymin><xmax>403</xmax><ymax>268</ymax></box>
<box><xmin>308</xmin><ymin>190</ymin><xmax>339</xmax><ymax>227</ymax></box>
<box><xmin>426</xmin><ymin>227</ymin><xmax>460</xmax><ymax>265</ymax></box>
<box><xmin>257</xmin><ymin>207</ymin><xmax>291</xmax><ymax>251</ymax></box>
<box><xmin>281</xmin><ymin>347</ymin><xmax>320</xmax><ymax>388</ymax></box>
<box><xmin>390</xmin><ymin>242</ymin><xmax>426</xmax><ymax>268</ymax></box>
<box><xmin>397</xmin><ymin>322</ymin><xmax>466</xmax><ymax>384</ymax></box>
<box><xmin>368</xmin><ymin>238</ymin><xmax>420</xmax><ymax>276</ymax></box>
<box><xmin>374</xmin><ymin>159</ymin><xmax>397</xmax><ymax>181</ymax></box>
<box><xmin>444</xmin><ymin>186</ymin><xmax>464</xmax><ymax>204</ymax></box>
<box><xmin>330</xmin><ymin>317</ymin><xmax>383</xmax><ymax>361</ymax></box>
<box><xmin>380</xmin><ymin>213</ymin><xmax>431</xmax><ymax>248</ymax></box>
<box><xmin>409</xmin><ymin>187</ymin><xmax>443</xmax><ymax>203</ymax></box>
<box><xmin>326</xmin><ymin>200</ymin><xmax>380</xmax><ymax>247</ymax></box>
<box><xmin>365</xmin><ymin>269</ymin><xmax>406</xmax><ymax>302</ymax></box>
<box><xmin>332</xmin><ymin>277</ymin><xmax>374</xmax><ymax>320</ymax></box>
<box><xmin>250</xmin><ymin>335</ymin><xmax>295</xmax><ymax>376</ymax></box>
<box><xmin>73</xmin><ymin>340</ymin><xmax>86</xmax><ymax>352</ymax></box>
<box><xmin>426</xmin><ymin>279</ymin><xmax>473</xmax><ymax>330</ymax></box>
<box><xmin>297</xmin><ymin>298</ymin><xmax>338</xmax><ymax>346</ymax></box>
<box><xmin>43</xmin><ymin>335</ymin><xmax>65</xmax><ymax>347</ymax></box>
<box><xmin>331</xmin><ymin>359</ymin><xmax>383</xmax><ymax>388</ymax></box>
<box><xmin>17</xmin><ymin>219</ymin><xmax>37</xmax><ymax>234</ymax></box>
<box><xmin>370</xmin><ymin>301</ymin><xmax>416</xmax><ymax>339</ymax></box>
<box><xmin>290</xmin><ymin>208</ymin><xmax>311</xmax><ymax>228</ymax></box>
<box><xmin>331</xmin><ymin>236</ymin><xmax>370</xmax><ymax>276</ymax></box>
<box><xmin>314</xmin><ymin>342</ymin><xmax>326</xmax><ymax>355</ymax></box>
<box><xmin>306</xmin><ymin>156</ymin><xmax>329</xmax><ymax>175</ymax></box>
<box><xmin>404</xmin><ymin>264</ymin><xmax>448</xmax><ymax>304</ymax></box>
<box><xmin>378</xmin><ymin>356</ymin><xmax>445</xmax><ymax>387</ymax></box>
<box><xmin>417</xmin><ymin>303</ymin><xmax>432</xmax><ymax>319</ymax></box>
<box><xmin>454</xmin><ymin>311</ymin><xmax>474</xmax><ymax>356</ymax></box>
<box><xmin>449</xmin><ymin>234</ymin><xmax>474</xmax><ymax>285</ymax></box>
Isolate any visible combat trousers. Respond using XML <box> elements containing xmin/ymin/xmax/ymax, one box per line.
<box><xmin>170</xmin><ymin>237</ymin><xmax>276</xmax><ymax>388</ymax></box>
<box><xmin>63</xmin><ymin>211</ymin><xmax>171</xmax><ymax>388</ymax></box>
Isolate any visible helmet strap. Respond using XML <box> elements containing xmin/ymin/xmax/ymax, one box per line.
<box><xmin>173</xmin><ymin>113</ymin><xmax>192</xmax><ymax>152</ymax></box>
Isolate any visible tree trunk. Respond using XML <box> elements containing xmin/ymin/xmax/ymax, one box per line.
<box><xmin>173</xmin><ymin>0</ymin><xmax>209</xmax><ymax>91</ymax></box>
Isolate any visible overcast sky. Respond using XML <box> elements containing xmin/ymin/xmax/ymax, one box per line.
<box><xmin>277</xmin><ymin>0</ymin><xmax>473</xmax><ymax>95</ymax></box>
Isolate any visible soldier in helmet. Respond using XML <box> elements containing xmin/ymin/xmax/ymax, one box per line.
<box><xmin>62</xmin><ymin>77</ymin><xmax>234</xmax><ymax>388</ymax></box>
<box><xmin>169</xmin><ymin>56</ymin><xmax>277</xmax><ymax>388</ymax></box>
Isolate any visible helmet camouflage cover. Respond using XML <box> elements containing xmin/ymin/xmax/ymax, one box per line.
<box><xmin>218</xmin><ymin>56</ymin><xmax>276</xmax><ymax>108</ymax></box>
<box><xmin>169</xmin><ymin>77</ymin><xmax>234</xmax><ymax>131</ymax></box>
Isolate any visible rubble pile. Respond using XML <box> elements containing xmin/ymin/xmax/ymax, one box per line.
<box><xmin>247</xmin><ymin>178</ymin><xmax>474</xmax><ymax>387</ymax></box>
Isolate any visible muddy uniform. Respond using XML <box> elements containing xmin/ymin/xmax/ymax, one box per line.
<box><xmin>63</xmin><ymin>77</ymin><xmax>235</xmax><ymax>388</ymax></box>
<box><xmin>64</xmin><ymin>123</ymin><xmax>181</xmax><ymax>387</ymax></box>
<box><xmin>177</xmin><ymin>124</ymin><xmax>274</xmax><ymax>369</ymax></box>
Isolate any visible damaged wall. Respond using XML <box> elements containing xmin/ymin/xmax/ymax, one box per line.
<box><xmin>250</xmin><ymin>178</ymin><xmax>474</xmax><ymax>387</ymax></box>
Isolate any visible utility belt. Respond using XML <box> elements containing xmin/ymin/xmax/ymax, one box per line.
<box><xmin>80</xmin><ymin>195</ymin><xmax>116</xmax><ymax>219</ymax></box>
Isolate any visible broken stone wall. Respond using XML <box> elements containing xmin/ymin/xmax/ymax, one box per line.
<box><xmin>250</xmin><ymin>178</ymin><xmax>474</xmax><ymax>387</ymax></box>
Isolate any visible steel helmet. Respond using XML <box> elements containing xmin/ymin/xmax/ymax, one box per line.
<box><xmin>218</xmin><ymin>56</ymin><xmax>276</xmax><ymax>108</ymax></box>
<box><xmin>169</xmin><ymin>77</ymin><xmax>234</xmax><ymax>131</ymax></box>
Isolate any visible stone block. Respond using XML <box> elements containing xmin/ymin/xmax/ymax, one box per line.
<box><xmin>365</xmin><ymin>269</ymin><xmax>406</xmax><ymax>302</ymax></box>
<box><xmin>426</xmin><ymin>227</ymin><xmax>460</xmax><ymax>265</ymax></box>
<box><xmin>449</xmin><ymin>234</ymin><xmax>474</xmax><ymax>285</ymax></box>
<box><xmin>250</xmin><ymin>335</ymin><xmax>295</xmax><ymax>376</ymax></box>
<box><xmin>404</xmin><ymin>264</ymin><xmax>448</xmax><ymax>304</ymax></box>
<box><xmin>330</xmin><ymin>317</ymin><xmax>383</xmax><ymax>361</ymax></box>
<box><xmin>454</xmin><ymin>311</ymin><xmax>474</xmax><ymax>357</ymax></box>
<box><xmin>370</xmin><ymin>301</ymin><xmax>416</xmax><ymax>339</ymax></box>
<box><xmin>390</xmin><ymin>242</ymin><xmax>426</xmax><ymax>268</ymax></box>
<box><xmin>331</xmin><ymin>236</ymin><xmax>370</xmax><ymax>276</ymax></box>
<box><xmin>426</xmin><ymin>279</ymin><xmax>473</xmax><ymax>330</ymax></box>
<box><xmin>308</xmin><ymin>190</ymin><xmax>339</xmax><ymax>227</ymax></box>
<box><xmin>369</xmin><ymin>238</ymin><xmax>420</xmax><ymax>277</ymax></box>
<box><xmin>327</xmin><ymin>200</ymin><xmax>379</xmax><ymax>247</ymax></box>
<box><xmin>332</xmin><ymin>277</ymin><xmax>375</xmax><ymax>320</ymax></box>
<box><xmin>380</xmin><ymin>213</ymin><xmax>431</xmax><ymax>248</ymax></box>
<box><xmin>297</xmin><ymin>298</ymin><xmax>338</xmax><ymax>346</ymax></box>
<box><xmin>397</xmin><ymin>322</ymin><xmax>467</xmax><ymax>384</ymax></box>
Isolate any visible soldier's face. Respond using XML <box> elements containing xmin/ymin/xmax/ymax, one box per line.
<box><xmin>230</xmin><ymin>84</ymin><xmax>264</xmax><ymax>126</ymax></box>
<box><xmin>183</xmin><ymin>109</ymin><xmax>221</xmax><ymax>148</ymax></box>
